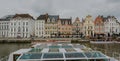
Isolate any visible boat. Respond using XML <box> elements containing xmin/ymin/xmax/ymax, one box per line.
<box><xmin>8</xmin><ymin>42</ymin><xmax>118</xmax><ymax>61</ymax></box>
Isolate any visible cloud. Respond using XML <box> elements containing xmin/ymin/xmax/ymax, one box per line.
<box><xmin>0</xmin><ymin>0</ymin><xmax>120</xmax><ymax>20</ymax></box>
<box><xmin>106</xmin><ymin>0</ymin><xmax>120</xmax><ymax>3</ymax></box>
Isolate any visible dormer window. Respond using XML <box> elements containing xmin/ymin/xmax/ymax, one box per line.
<box><xmin>52</xmin><ymin>18</ymin><xmax>55</xmax><ymax>23</ymax></box>
<box><xmin>47</xmin><ymin>18</ymin><xmax>50</xmax><ymax>23</ymax></box>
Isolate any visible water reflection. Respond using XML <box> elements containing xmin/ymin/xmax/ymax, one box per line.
<box><xmin>90</xmin><ymin>43</ymin><xmax>120</xmax><ymax>54</ymax></box>
<box><xmin>0</xmin><ymin>43</ymin><xmax>30</xmax><ymax>58</ymax></box>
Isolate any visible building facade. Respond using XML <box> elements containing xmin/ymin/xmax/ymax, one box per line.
<box><xmin>0</xmin><ymin>14</ymin><xmax>120</xmax><ymax>38</ymax></box>
<box><xmin>35</xmin><ymin>15</ymin><xmax>45</xmax><ymax>38</ymax></box>
<box><xmin>104</xmin><ymin>16</ymin><xmax>120</xmax><ymax>37</ymax></box>
<box><xmin>0</xmin><ymin>15</ymin><xmax>14</xmax><ymax>38</ymax></box>
<box><xmin>58</xmin><ymin>18</ymin><xmax>72</xmax><ymax>38</ymax></box>
<box><xmin>82</xmin><ymin>15</ymin><xmax>94</xmax><ymax>37</ymax></box>
<box><xmin>9</xmin><ymin>14</ymin><xmax>34</xmax><ymax>38</ymax></box>
<box><xmin>44</xmin><ymin>14</ymin><xmax>59</xmax><ymax>38</ymax></box>
<box><xmin>94</xmin><ymin>16</ymin><xmax>104</xmax><ymax>37</ymax></box>
<box><xmin>72</xmin><ymin>17</ymin><xmax>83</xmax><ymax>37</ymax></box>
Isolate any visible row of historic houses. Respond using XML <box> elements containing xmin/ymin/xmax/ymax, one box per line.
<box><xmin>0</xmin><ymin>13</ymin><xmax>120</xmax><ymax>38</ymax></box>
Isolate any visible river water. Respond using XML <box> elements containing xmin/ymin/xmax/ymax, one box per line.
<box><xmin>0</xmin><ymin>43</ymin><xmax>120</xmax><ymax>58</ymax></box>
<box><xmin>0</xmin><ymin>43</ymin><xmax>30</xmax><ymax>58</ymax></box>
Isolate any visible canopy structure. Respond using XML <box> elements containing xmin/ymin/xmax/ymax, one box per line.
<box><xmin>17</xmin><ymin>43</ymin><xmax>110</xmax><ymax>61</ymax></box>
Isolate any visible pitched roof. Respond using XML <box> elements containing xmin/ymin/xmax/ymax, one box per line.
<box><xmin>0</xmin><ymin>15</ymin><xmax>14</xmax><ymax>21</ymax></box>
<box><xmin>37</xmin><ymin>14</ymin><xmax>59</xmax><ymax>22</ymax></box>
<box><xmin>73</xmin><ymin>17</ymin><xmax>81</xmax><ymax>24</ymax></box>
<box><xmin>48</xmin><ymin>15</ymin><xmax>59</xmax><ymax>20</ymax></box>
<box><xmin>13</xmin><ymin>14</ymin><xmax>34</xmax><ymax>19</ymax></box>
<box><xmin>37</xmin><ymin>13</ymin><xmax>48</xmax><ymax>20</ymax></box>
<box><xmin>60</xmin><ymin>18</ymin><xmax>71</xmax><ymax>21</ymax></box>
<box><xmin>60</xmin><ymin>18</ymin><xmax>72</xmax><ymax>25</ymax></box>
<box><xmin>37</xmin><ymin>15</ymin><xmax>46</xmax><ymax>20</ymax></box>
<box><xmin>94</xmin><ymin>15</ymin><xmax>104</xmax><ymax>24</ymax></box>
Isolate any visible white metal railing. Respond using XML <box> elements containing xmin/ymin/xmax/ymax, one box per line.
<box><xmin>0</xmin><ymin>56</ymin><xmax>8</xmax><ymax>61</ymax></box>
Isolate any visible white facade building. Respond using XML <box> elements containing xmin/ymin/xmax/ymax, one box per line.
<box><xmin>35</xmin><ymin>15</ymin><xmax>45</xmax><ymax>38</ymax></box>
<box><xmin>0</xmin><ymin>20</ymin><xmax>9</xmax><ymax>38</ymax></box>
<box><xmin>9</xmin><ymin>14</ymin><xmax>34</xmax><ymax>38</ymax></box>
<box><xmin>104</xmin><ymin>16</ymin><xmax>120</xmax><ymax>36</ymax></box>
<box><xmin>0</xmin><ymin>15</ymin><xmax>13</xmax><ymax>38</ymax></box>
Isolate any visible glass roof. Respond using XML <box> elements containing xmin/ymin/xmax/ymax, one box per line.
<box><xmin>65</xmin><ymin>52</ymin><xmax>85</xmax><ymax>58</ymax></box>
<box><xmin>18</xmin><ymin>43</ymin><xmax>109</xmax><ymax>60</ymax></box>
<box><xmin>20</xmin><ymin>53</ymin><xmax>42</xmax><ymax>59</ymax></box>
<box><xmin>49</xmin><ymin>46</ymin><xmax>60</xmax><ymax>48</ymax></box>
<box><xmin>65</xmin><ymin>48</ymin><xmax>76</xmax><ymax>52</ymax></box>
<box><xmin>84</xmin><ymin>52</ymin><xmax>106</xmax><ymax>58</ymax></box>
<box><xmin>29</xmin><ymin>48</ymin><xmax>42</xmax><ymax>52</ymax></box>
<box><xmin>19</xmin><ymin>52</ymin><xmax>108</xmax><ymax>60</ymax></box>
<box><xmin>49</xmin><ymin>48</ymin><xmax>59</xmax><ymax>52</ymax></box>
<box><xmin>43</xmin><ymin>53</ymin><xmax>63</xmax><ymax>58</ymax></box>
<box><xmin>61</xmin><ymin>46</ymin><xmax>73</xmax><ymax>48</ymax></box>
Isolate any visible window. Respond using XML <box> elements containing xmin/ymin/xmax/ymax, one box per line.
<box><xmin>18</xmin><ymin>27</ymin><xmax>20</xmax><ymax>32</ymax></box>
<box><xmin>11</xmin><ymin>28</ymin><xmax>13</xmax><ymax>32</ymax></box>
<box><xmin>14</xmin><ymin>23</ymin><xmax>16</xmax><ymax>25</ymax></box>
<box><xmin>7</xmin><ymin>25</ymin><xmax>8</xmax><ymax>30</ymax></box>
<box><xmin>14</xmin><ymin>28</ymin><xmax>16</xmax><ymax>31</ymax></box>
<box><xmin>11</xmin><ymin>23</ymin><xmax>13</xmax><ymax>25</ymax></box>
<box><xmin>26</xmin><ymin>28</ymin><xmax>28</xmax><ymax>32</ymax></box>
<box><xmin>19</xmin><ymin>22</ymin><xmax>20</xmax><ymax>25</ymax></box>
<box><xmin>47</xmin><ymin>18</ymin><xmax>50</xmax><ymax>22</ymax></box>
<box><xmin>23</xmin><ymin>22</ymin><xmax>25</xmax><ymax>25</ymax></box>
<box><xmin>4</xmin><ymin>25</ymin><xmax>6</xmax><ymax>30</ymax></box>
<box><xmin>26</xmin><ymin>22</ymin><xmax>28</xmax><ymax>25</ymax></box>
<box><xmin>23</xmin><ymin>27</ymin><xmax>24</xmax><ymax>32</ymax></box>
<box><xmin>116</xmin><ymin>29</ymin><xmax>117</xmax><ymax>32</ymax></box>
<box><xmin>39</xmin><ymin>32</ymin><xmax>41</xmax><ymax>35</ymax></box>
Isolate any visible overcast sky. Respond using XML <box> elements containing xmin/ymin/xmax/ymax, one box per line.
<box><xmin>0</xmin><ymin>0</ymin><xmax>120</xmax><ymax>21</ymax></box>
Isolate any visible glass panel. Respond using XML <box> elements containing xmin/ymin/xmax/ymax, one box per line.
<box><xmin>65</xmin><ymin>48</ymin><xmax>76</xmax><ymax>52</ymax></box>
<box><xmin>29</xmin><ymin>48</ymin><xmax>42</xmax><ymax>52</ymax></box>
<box><xmin>43</xmin><ymin>53</ymin><xmax>63</xmax><ymax>58</ymax></box>
<box><xmin>65</xmin><ymin>53</ymin><xmax>85</xmax><ymax>58</ymax></box>
<box><xmin>84</xmin><ymin>52</ymin><xmax>106</xmax><ymax>58</ymax></box>
<box><xmin>66</xmin><ymin>59</ymin><xmax>87</xmax><ymax>61</ymax></box>
<box><xmin>49</xmin><ymin>46</ymin><xmax>60</xmax><ymax>48</ymax></box>
<box><xmin>20</xmin><ymin>53</ymin><xmax>42</xmax><ymax>59</ymax></box>
<box><xmin>49</xmin><ymin>48</ymin><xmax>59</xmax><ymax>52</ymax></box>
<box><xmin>61</xmin><ymin>46</ymin><xmax>72</xmax><ymax>48</ymax></box>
